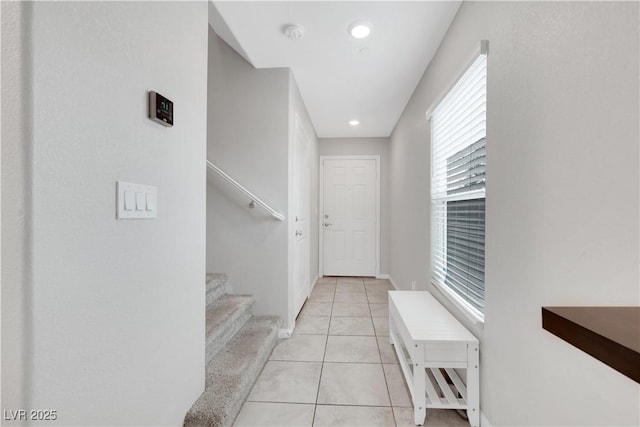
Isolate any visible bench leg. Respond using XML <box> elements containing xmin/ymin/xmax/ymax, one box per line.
<box><xmin>414</xmin><ymin>406</ymin><xmax>426</xmax><ymax>426</ymax></box>
<box><xmin>388</xmin><ymin>313</ymin><xmax>394</xmax><ymax>344</ymax></box>
<box><xmin>413</xmin><ymin>346</ymin><xmax>426</xmax><ymax>426</ymax></box>
<box><xmin>466</xmin><ymin>344</ymin><xmax>480</xmax><ymax>427</ymax></box>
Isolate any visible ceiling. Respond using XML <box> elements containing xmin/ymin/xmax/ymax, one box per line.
<box><xmin>210</xmin><ymin>2</ymin><xmax>461</xmax><ymax>138</ymax></box>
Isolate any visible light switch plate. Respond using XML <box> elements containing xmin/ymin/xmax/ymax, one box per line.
<box><xmin>117</xmin><ymin>181</ymin><xmax>157</xmax><ymax>219</ymax></box>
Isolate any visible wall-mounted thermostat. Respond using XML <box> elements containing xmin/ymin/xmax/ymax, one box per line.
<box><xmin>149</xmin><ymin>91</ymin><xmax>173</xmax><ymax>127</ymax></box>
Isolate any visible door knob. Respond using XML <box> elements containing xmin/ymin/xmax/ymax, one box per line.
<box><xmin>324</xmin><ymin>222</ymin><xmax>332</xmax><ymax>227</ymax></box>
<box><xmin>296</xmin><ymin>230</ymin><xmax>303</xmax><ymax>236</ymax></box>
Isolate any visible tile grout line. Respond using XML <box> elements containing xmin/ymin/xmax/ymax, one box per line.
<box><xmin>370</xmin><ymin>279</ymin><xmax>399</xmax><ymax>426</ymax></box>
<box><xmin>311</xmin><ymin>278</ymin><xmax>334</xmax><ymax>426</ymax></box>
<box><xmin>365</xmin><ymin>285</ymin><xmax>376</xmax><ymax>337</ymax></box>
<box><xmin>247</xmin><ymin>400</ymin><xmax>402</xmax><ymax>408</ymax></box>
<box><xmin>369</xmin><ymin>277</ymin><xmax>397</xmax><ymax>422</ymax></box>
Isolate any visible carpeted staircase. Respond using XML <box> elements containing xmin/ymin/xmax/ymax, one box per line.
<box><xmin>184</xmin><ymin>274</ymin><xmax>281</xmax><ymax>427</ymax></box>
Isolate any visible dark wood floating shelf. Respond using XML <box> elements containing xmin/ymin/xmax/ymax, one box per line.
<box><xmin>542</xmin><ymin>306</ymin><xmax>640</xmax><ymax>383</ymax></box>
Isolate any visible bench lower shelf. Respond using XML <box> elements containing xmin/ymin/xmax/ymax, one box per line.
<box><xmin>392</xmin><ymin>333</ymin><xmax>469</xmax><ymax>409</ymax></box>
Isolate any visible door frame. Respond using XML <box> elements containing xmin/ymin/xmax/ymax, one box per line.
<box><xmin>319</xmin><ymin>155</ymin><xmax>381</xmax><ymax>279</ymax></box>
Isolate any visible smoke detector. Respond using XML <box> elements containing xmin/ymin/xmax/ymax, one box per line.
<box><xmin>282</xmin><ymin>24</ymin><xmax>305</xmax><ymax>40</ymax></box>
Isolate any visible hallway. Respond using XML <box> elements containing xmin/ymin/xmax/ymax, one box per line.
<box><xmin>234</xmin><ymin>277</ymin><xmax>468</xmax><ymax>426</ymax></box>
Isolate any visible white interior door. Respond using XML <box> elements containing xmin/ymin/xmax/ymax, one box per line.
<box><xmin>322</xmin><ymin>158</ymin><xmax>377</xmax><ymax>277</ymax></box>
<box><xmin>292</xmin><ymin>119</ymin><xmax>310</xmax><ymax>318</ymax></box>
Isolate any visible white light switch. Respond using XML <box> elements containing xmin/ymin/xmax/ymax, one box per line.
<box><xmin>124</xmin><ymin>191</ymin><xmax>135</xmax><ymax>211</ymax></box>
<box><xmin>146</xmin><ymin>193</ymin><xmax>156</xmax><ymax>211</ymax></box>
<box><xmin>117</xmin><ymin>181</ymin><xmax>157</xmax><ymax>219</ymax></box>
<box><xmin>135</xmin><ymin>192</ymin><xmax>145</xmax><ymax>211</ymax></box>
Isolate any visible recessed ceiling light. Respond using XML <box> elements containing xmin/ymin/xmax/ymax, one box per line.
<box><xmin>349</xmin><ymin>21</ymin><xmax>371</xmax><ymax>39</ymax></box>
<box><xmin>349</xmin><ymin>120</ymin><xmax>360</xmax><ymax>126</ymax></box>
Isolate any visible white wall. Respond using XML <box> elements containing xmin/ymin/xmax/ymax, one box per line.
<box><xmin>206</xmin><ymin>29</ymin><xmax>290</xmax><ymax>324</ymax></box>
<box><xmin>390</xmin><ymin>2</ymin><xmax>639</xmax><ymax>425</ymax></box>
<box><xmin>207</xmin><ymin>29</ymin><xmax>320</xmax><ymax>331</ymax></box>
<box><xmin>1</xmin><ymin>2</ymin><xmax>31</xmax><ymax>422</ymax></box>
<box><xmin>318</xmin><ymin>138</ymin><xmax>391</xmax><ymax>276</ymax></box>
<box><xmin>3</xmin><ymin>2</ymin><xmax>209</xmax><ymax>425</ymax></box>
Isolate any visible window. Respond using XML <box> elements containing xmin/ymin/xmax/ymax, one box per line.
<box><xmin>430</xmin><ymin>52</ymin><xmax>487</xmax><ymax>319</ymax></box>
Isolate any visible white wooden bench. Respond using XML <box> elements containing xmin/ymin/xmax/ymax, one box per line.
<box><xmin>389</xmin><ymin>291</ymin><xmax>480</xmax><ymax>426</ymax></box>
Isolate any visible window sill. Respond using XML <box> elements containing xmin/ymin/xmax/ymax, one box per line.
<box><xmin>431</xmin><ymin>281</ymin><xmax>485</xmax><ymax>330</ymax></box>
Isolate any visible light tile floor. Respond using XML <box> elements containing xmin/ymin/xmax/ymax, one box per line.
<box><xmin>234</xmin><ymin>277</ymin><xmax>470</xmax><ymax>427</ymax></box>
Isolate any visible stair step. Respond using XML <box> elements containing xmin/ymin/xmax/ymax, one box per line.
<box><xmin>206</xmin><ymin>273</ymin><xmax>228</xmax><ymax>304</ymax></box>
<box><xmin>206</xmin><ymin>295</ymin><xmax>254</xmax><ymax>363</ymax></box>
<box><xmin>184</xmin><ymin>316</ymin><xmax>281</xmax><ymax>427</ymax></box>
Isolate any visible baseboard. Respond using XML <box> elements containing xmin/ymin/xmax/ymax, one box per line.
<box><xmin>309</xmin><ymin>274</ymin><xmax>321</xmax><ymax>293</ymax></box>
<box><xmin>388</xmin><ymin>276</ymin><xmax>399</xmax><ymax>290</ymax></box>
<box><xmin>278</xmin><ymin>327</ymin><xmax>293</xmax><ymax>339</ymax></box>
<box><xmin>376</xmin><ymin>273</ymin><xmax>389</xmax><ymax>279</ymax></box>
<box><xmin>481</xmin><ymin>411</ymin><xmax>492</xmax><ymax>427</ymax></box>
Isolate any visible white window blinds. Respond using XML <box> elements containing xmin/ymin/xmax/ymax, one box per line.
<box><xmin>431</xmin><ymin>53</ymin><xmax>487</xmax><ymax>317</ymax></box>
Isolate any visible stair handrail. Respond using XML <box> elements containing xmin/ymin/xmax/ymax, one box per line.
<box><xmin>206</xmin><ymin>160</ymin><xmax>285</xmax><ymax>221</ymax></box>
